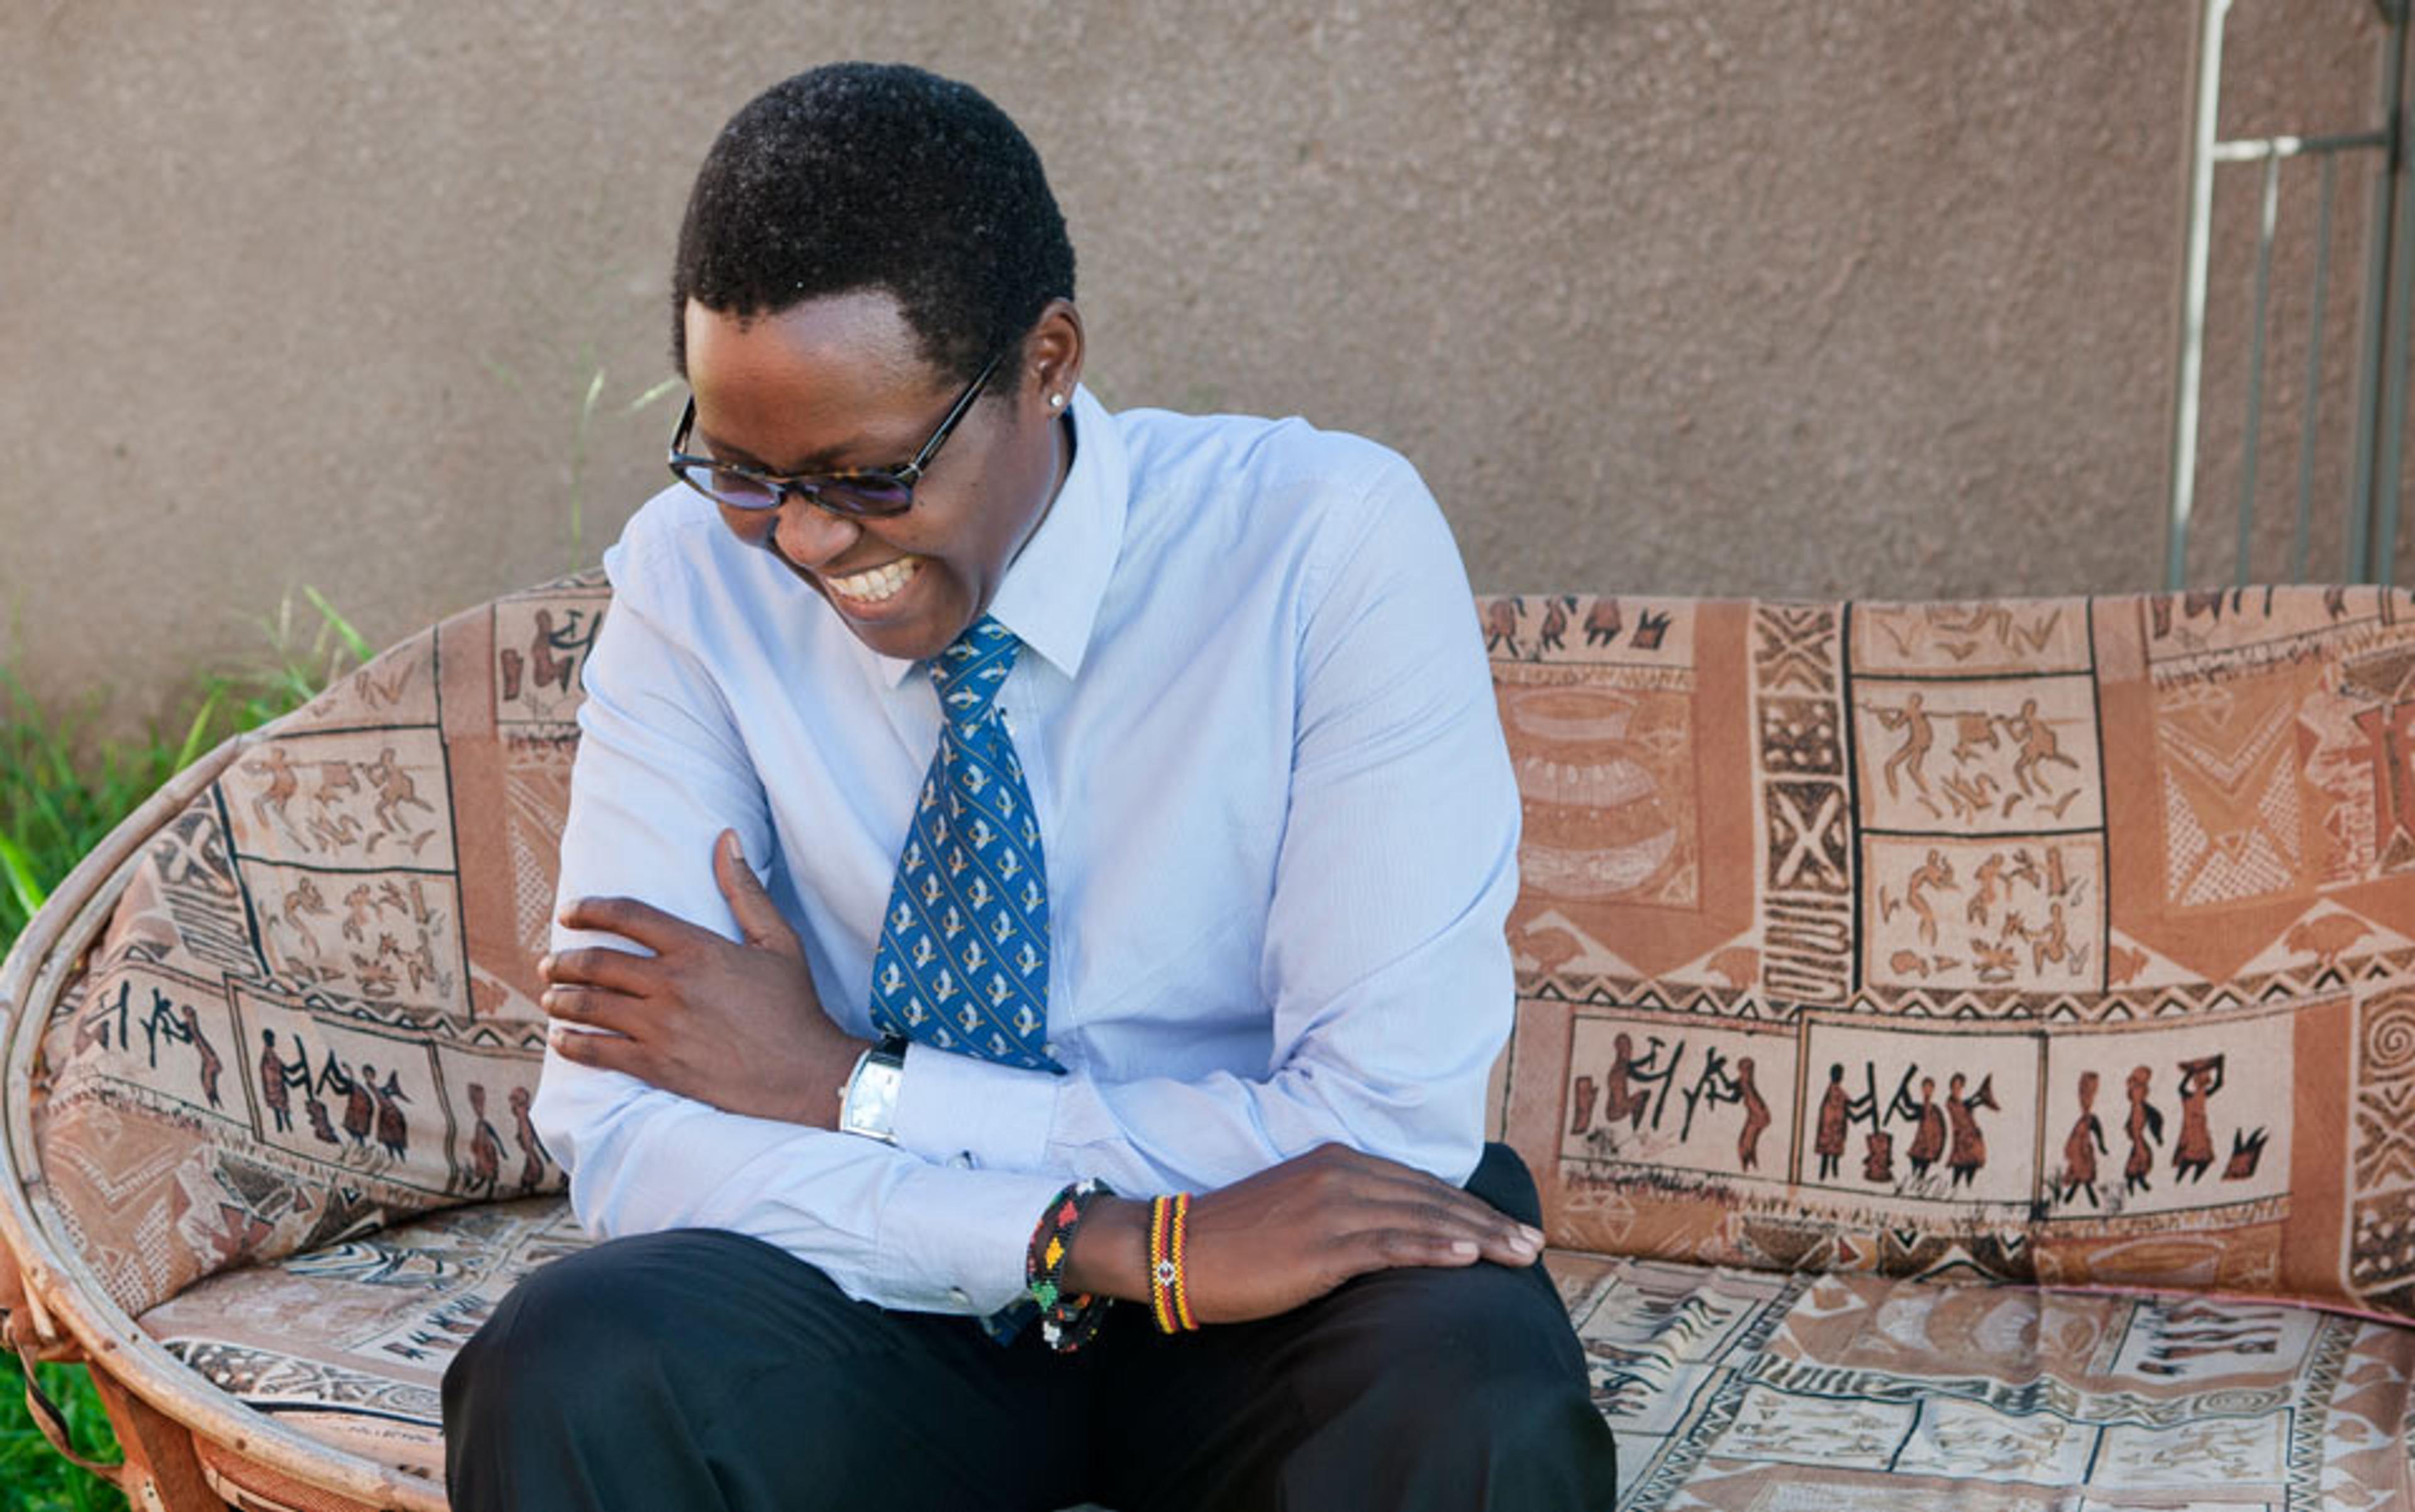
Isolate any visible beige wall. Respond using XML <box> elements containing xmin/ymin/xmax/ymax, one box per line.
<box><xmin>0</xmin><ymin>1</ymin><xmax>2396</xmax><ymax>731</ymax></box>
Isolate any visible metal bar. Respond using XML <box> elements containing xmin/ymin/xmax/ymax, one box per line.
<box><xmin>2236</xmin><ymin>152</ymin><xmax>2284</xmax><ymax>585</ymax></box>
<box><xmin>2375</xmin><ymin>13</ymin><xmax>2414</xmax><ymax>583</ymax></box>
<box><xmin>2382</xmin><ymin>192</ymin><xmax>2415</xmax><ymax>577</ymax></box>
<box><xmin>2210</xmin><ymin>129</ymin><xmax>2392</xmax><ymax>163</ymax></box>
<box><xmin>2346</xmin><ymin>14</ymin><xmax>2405</xmax><ymax>580</ymax></box>
<box><xmin>2168</xmin><ymin>0</ymin><xmax>2231</xmax><ymax>591</ymax></box>
<box><xmin>2295</xmin><ymin>155</ymin><xmax>2339</xmax><ymax>581</ymax></box>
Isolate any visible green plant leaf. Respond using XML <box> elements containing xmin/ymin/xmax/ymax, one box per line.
<box><xmin>172</xmin><ymin>684</ymin><xmax>228</xmax><ymax>773</ymax></box>
<box><xmin>627</xmin><ymin>375</ymin><xmax>682</xmax><ymax>414</ymax></box>
<box><xmin>0</xmin><ymin>831</ymin><xmax>47</xmax><ymax>918</ymax></box>
<box><xmin>300</xmin><ymin>585</ymin><xmax>374</xmax><ymax>667</ymax></box>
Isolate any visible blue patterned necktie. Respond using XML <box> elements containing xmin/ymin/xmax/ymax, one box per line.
<box><xmin>869</xmin><ymin>616</ymin><xmax>1059</xmax><ymax>1070</ymax></box>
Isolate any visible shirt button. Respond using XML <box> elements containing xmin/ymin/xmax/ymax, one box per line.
<box><xmin>948</xmin><ymin>1287</ymin><xmax>972</xmax><ymax>1307</ymax></box>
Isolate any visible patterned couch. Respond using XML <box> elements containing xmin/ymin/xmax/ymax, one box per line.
<box><xmin>6</xmin><ymin>577</ymin><xmax>2415</xmax><ymax>1509</ymax></box>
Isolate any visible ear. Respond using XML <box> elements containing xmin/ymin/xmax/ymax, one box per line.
<box><xmin>1022</xmin><ymin>298</ymin><xmax>1085</xmax><ymax>410</ymax></box>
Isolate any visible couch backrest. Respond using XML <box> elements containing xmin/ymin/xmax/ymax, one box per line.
<box><xmin>1485</xmin><ymin>587</ymin><xmax>2415</xmax><ymax>1318</ymax></box>
<box><xmin>32</xmin><ymin>578</ymin><xmax>2415</xmax><ymax>1323</ymax></box>
<box><xmin>30</xmin><ymin>572</ymin><xmax>604</xmax><ymax>1316</ymax></box>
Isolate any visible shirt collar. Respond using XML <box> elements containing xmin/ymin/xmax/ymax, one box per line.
<box><xmin>864</xmin><ymin>384</ymin><xmax>1126</xmax><ymax>689</ymax></box>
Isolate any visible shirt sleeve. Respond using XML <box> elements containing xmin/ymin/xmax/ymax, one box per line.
<box><xmin>892</xmin><ymin>457</ymin><xmax>1518</xmax><ymax>1196</ymax></box>
<box><xmin>530</xmin><ymin>525</ymin><xmax>1063</xmax><ymax>1316</ymax></box>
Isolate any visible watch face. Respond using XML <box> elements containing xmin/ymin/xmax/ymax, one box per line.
<box><xmin>845</xmin><ymin>1053</ymin><xmax>903</xmax><ymax>1143</ymax></box>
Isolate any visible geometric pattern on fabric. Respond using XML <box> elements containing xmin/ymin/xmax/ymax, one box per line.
<box><xmin>1553</xmin><ymin>1255</ymin><xmax>2415</xmax><ymax>1510</ymax></box>
<box><xmin>1482</xmin><ymin>587</ymin><xmax>2415</xmax><ymax>1323</ymax></box>
<box><xmin>867</xmin><ymin>615</ymin><xmax>1058</xmax><ymax>1070</ymax></box>
<box><xmin>26</xmin><ymin>571</ymin><xmax>602</xmax><ymax>1318</ymax></box>
<box><xmin>128</xmin><ymin>1227</ymin><xmax>2415</xmax><ymax>1509</ymax></box>
<box><xmin>31</xmin><ymin>575</ymin><xmax>2415</xmax><ymax>1504</ymax></box>
<box><xmin>135</xmin><ymin>1196</ymin><xmax>594</xmax><ymax>1489</ymax></box>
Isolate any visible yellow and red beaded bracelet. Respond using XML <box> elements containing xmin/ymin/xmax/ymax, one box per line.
<box><xmin>1147</xmin><ymin>1192</ymin><xmax>1199</xmax><ymax>1334</ymax></box>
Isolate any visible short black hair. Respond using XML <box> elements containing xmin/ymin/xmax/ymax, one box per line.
<box><xmin>670</xmin><ymin>63</ymin><xmax>1076</xmax><ymax>389</ymax></box>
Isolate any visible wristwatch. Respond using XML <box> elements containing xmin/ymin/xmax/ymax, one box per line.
<box><xmin>838</xmin><ymin>1035</ymin><xmax>910</xmax><ymax>1144</ymax></box>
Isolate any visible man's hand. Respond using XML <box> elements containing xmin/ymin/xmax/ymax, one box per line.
<box><xmin>540</xmin><ymin>830</ymin><xmax>867</xmax><ymax>1127</ymax></box>
<box><xmin>1063</xmin><ymin>1143</ymin><xmax>1544</xmax><ymax>1321</ymax></box>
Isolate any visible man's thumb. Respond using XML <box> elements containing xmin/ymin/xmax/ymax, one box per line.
<box><xmin>716</xmin><ymin>831</ymin><xmax>794</xmax><ymax>950</ymax></box>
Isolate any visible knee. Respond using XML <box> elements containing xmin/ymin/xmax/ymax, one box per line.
<box><xmin>444</xmin><ymin>1230</ymin><xmax>777</xmax><ymax>1429</ymax></box>
<box><xmin>1354</xmin><ymin>1318</ymin><xmax>1591</xmax><ymax>1447</ymax></box>
<box><xmin>1307</xmin><ymin>1335</ymin><xmax>1614</xmax><ymax>1508</ymax></box>
<box><xmin>1293</xmin><ymin>1268</ymin><xmax>1614</xmax><ymax>1501</ymax></box>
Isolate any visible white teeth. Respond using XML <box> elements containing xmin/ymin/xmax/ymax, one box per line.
<box><xmin>828</xmin><ymin>557</ymin><xmax>921</xmax><ymax>604</ymax></box>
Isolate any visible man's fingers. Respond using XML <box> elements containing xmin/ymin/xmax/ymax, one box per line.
<box><xmin>1357</xmin><ymin>1162</ymin><xmax>1547</xmax><ymax>1251</ymax></box>
<box><xmin>540</xmin><ymin>947</ymin><xmax>657</xmax><ymax>994</ymax></box>
<box><xmin>548</xmin><ymin>1022</ymin><xmax>647</xmax><ymax>1079</ymax></box>
<box><xmin>541</xmin><ymin>984</ymin><xmax>648</xmax><ymax>1037</ymax></box>
<box><xmin>556</xmin><ymin>895</ymin><xmax>707</xmax><ymax>952</ymax></box>
<box><xmin>1372</xmin><ymin>1196</ymin><xmax>1541</xmax><ymax>1265</ymax></box>
<box><xmin>1367</xmin><ymin>1228</ymin><xmax>1484</xmax><ymax>1269</ymax></box>
<box><xmin>1325</xmin><ymin>1182</ymin><xmax>1541</xmax><ymax>1270</ymax></box>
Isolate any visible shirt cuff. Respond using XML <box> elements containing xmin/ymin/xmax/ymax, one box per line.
<box><xmin>878</xmin><ymin>1161</ymin><xmax>1067</xmax><ymax>1315</ymax></box>
<box><xmin>892</xmin><ymin>1043</ymin><xmax>1063</xmax><ymax>1174</ymax></box>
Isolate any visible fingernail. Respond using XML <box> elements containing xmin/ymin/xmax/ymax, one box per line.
<box><xmin>1450</xmin><ymin>1239</ymin><xmax>1479</xmax><ymax>1259</ymax></box>
<box><xmin>537</xmin><ymin>954</ymin><xmax>553</xmax><ymax>978</ymax></box>
<box><xmin>722</xmin><ymin>829</ymin><xmax>741</xmax><ymax>860</ymax></box>
<box><xmin>1519</xmin><ymin>1224</ymin><xmax>1545</xmax><ymax>1248</ymax></box>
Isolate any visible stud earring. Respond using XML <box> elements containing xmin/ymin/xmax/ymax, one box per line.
<box><xmin>1048</xmin><ymin>392</ymin><xmax>1065</xmax><ymax>409</ymax></box>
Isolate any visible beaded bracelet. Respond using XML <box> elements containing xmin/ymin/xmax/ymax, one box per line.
<box><xmin>1147</xmin><ymin>1192</ymin><xmax>1200</xmax><ymax>1334</ymax></box>
<box><xmin>1026</xmin><ymin>1178</ymin><xmax>1113</xmax><ymax>1353</ymax></box>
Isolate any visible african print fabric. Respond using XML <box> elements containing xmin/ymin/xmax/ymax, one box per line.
<box><xmin>19</xmin><ymin>578</ymin><xmax>2415</xmax><ymax>1508</ymax></box>
<box><xmin>27</xmin><ymin>572</ymin><xmax>602</xmax><ymax>1316</ymax></box>
<box><xmin>131</xmin><ymin>1223</ymin><xmax>2415</xmax><ymax>1508</ymax></box>
<box><xmin>1482</xmin><ymin>587</ymin><xmax>2415</xmax><ymax>1318</ymax></box>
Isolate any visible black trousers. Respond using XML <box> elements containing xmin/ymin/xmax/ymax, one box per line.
<box><xmin>443</xmin><ymin>1144</ymin><xmax>1615</xmax><ymax>1511</ymax></box>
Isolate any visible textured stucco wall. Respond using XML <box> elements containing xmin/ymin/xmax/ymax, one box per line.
<box><xmin>0</xmin><ymin>1</ymin><xmax>2396</xmax><ymax>730</ymax></box>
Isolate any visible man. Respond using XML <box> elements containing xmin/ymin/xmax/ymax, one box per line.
<box><xmin>443</xmin><ymin>62</ymin><xmax>1615</xmax><ymax>1511</ymax></box>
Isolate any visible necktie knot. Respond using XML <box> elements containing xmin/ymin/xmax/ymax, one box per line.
<box><xmin>930</xmin><ymin>614</ymin><xmax>1019</xmax><ymax>726</ymax></box>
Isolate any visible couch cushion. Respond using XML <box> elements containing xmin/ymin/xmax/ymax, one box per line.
<box><xmin>1488</xmin><ymin>589</ymin><xmax>2415</xmax><ymax>1320</ymax></box>
<box><xmin>134</xmin><ymin>1222</ymin><xmax>2415</xmax><ymax>1508</ymax></box>
<box><xmin>136</xmin><ymin>1195</ymin><xmax>589</xmax><ymax>1491</ymax></box>
<box><xmin>30</xmin><ymin>572</ymin><xmax>606</xmax><ymax>1316</ymax></box>
<box><xmin>1552</xmin><ymin>1254</ymin><xmax>2415</xmax><ymax>1507</ymax></box>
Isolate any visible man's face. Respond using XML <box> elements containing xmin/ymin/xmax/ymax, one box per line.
<box><xmin>680</xmin><ymin>291</ymin><xmax>1074</xmax><ymax>663</ymax></box>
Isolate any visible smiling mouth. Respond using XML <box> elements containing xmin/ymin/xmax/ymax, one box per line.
<box><xmin>824</xmin><ymin>557</ymin><xmax>924</xmax><ymax>605</ymax></box>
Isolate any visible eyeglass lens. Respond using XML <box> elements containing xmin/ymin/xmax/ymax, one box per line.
<box><xmin>674</xmin><ymin>460</ymin><xmax>915</xmax><ymax>517</ymax></box>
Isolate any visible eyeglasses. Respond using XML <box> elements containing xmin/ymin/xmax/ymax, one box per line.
<box><xmin>667</xmin><ymin>351</ymin><xmax>1002</xmax><ymax>519</ymax></box>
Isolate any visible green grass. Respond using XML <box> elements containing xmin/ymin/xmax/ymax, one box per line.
<box><xmin>0</xmin><ymin>591</ymin><xmax>364</xmax><ymax>1509</ymax></box>
<box><xmin>0</xmin><ymin>1359</ymin><xmax>126</xmax><ymax>1512</ymax></box>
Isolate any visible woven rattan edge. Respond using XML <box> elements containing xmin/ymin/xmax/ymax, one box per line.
<box><xmin>199</xmin><ymin>1434</ymin><xmax>396</xmax><ymax>1512</ymax></box>
<box><xmin>0</xmin><ymin>728</ymin><xmax>449</xmax><ymax>1512</ymax></box>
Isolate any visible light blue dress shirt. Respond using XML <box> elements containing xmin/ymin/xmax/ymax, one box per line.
<box><xmin>535</xmin><ymin>387</ymin><xmax>1520</xmax><ymax>1316</ymax></box>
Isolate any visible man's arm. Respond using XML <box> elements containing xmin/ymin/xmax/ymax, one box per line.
<box><xmin>541</xmin><ymin>475</ymin><xmax>1538</xmax><ymax>1322</ymax></box>
<box><xmin>879</xmin><ymin>459</ymin><xmax>1535</xmax><ymax>1285</ymax></box>
<box><xmin>531</xmin><ymin>535</ymin><xmax>1068</xmax><ymax>1315</ymax></box>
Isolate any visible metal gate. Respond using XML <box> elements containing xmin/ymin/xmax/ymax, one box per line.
<box><xmin>2167</xmin><ymin>0</ymin><xmax>2412</xmax><ymax>587</ymax></box>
